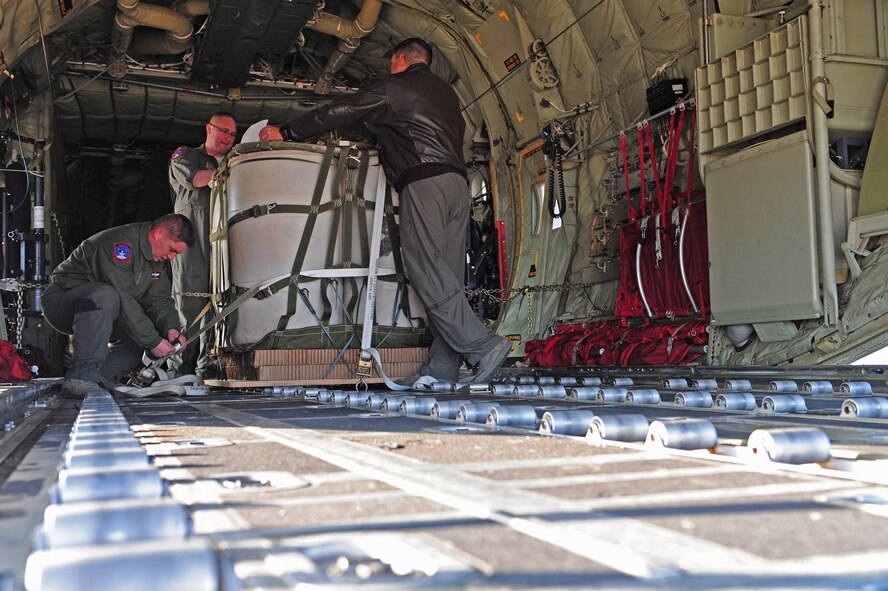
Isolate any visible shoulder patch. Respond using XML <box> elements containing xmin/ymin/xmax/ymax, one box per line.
<box><xmin>171</xmin><ymin>147</ymin><xmax>186</xmax><ymax>160</ymax></box>
<box><xmin>150</xmin><ymin>271</ymin><xmax>162</xmax><ymax>281</ymax></box>
<box><xmin>112</xmin><ymin>242</ymin><xmax>132</xmax><ymax>262</ymax></box>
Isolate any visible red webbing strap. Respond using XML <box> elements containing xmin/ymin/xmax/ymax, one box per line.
<box><xmin>637</xmin><ymin>125</ymin><xmax>646</xmax><ymax>218</ymax></box>
<box><xmin>685</xmin><ymin>105</ymin><xmax>697</xmax><ymax>206</ymax></box>
<box><xmin>644</xmin><ymin>123</ymin><xmax>662</xmax><ymax>212</ymax></box>
<box><xmin>663</xmin><ymin>108</ymin><xmax>686</xmax><ymax>215</ymax></box>
<box><xmin>621</xmin><ymin>132</ymin><xmax>637</xmax><ymax>221</ymax></box>
<box><xmin>661</xmin><ymin>109</ymin><xmax>676</xmax><ymax>215</ymax></box>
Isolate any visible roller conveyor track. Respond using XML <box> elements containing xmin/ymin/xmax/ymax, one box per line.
<box><xmin>4</xmin><ymin>367</ymin><xmax>888</xmax><ymax>589</ymax></box>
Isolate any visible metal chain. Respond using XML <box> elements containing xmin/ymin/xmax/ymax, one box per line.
<box><xmin>527</xmin><ymin>292</ymin><xmax>534</xmax><ymax>336</ymax></box>
<box><xmin>2</xmin><ymin>282</ymin><xmax>45</xmax><ymax>349</ymax></box>
<box><xmin>464</xmin><ymin>280</ymin><xmax>600</xmax><ymax>303</ymax></box>
<box><xmin>173</xmin><ymin>291</ymin><xmax>214</xmax><ymax>298</ymax></box>
<box><xmin>49</xmin><ymin>212</ymin><xmax>68</xmax><ymax>259</ymax></box>
<box><xmin>15</xmin><ymin>286</ymin><xmax>24</xmax><ymax>349</ymax></box>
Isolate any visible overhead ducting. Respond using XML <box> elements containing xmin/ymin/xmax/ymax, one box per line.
<box><xmin>306</xmin><ymin>0</ymin><xmax>383</xmax><ymax>95</ymax></box>
<box><xmin>110</xmin><ymin>0</ymin><xmax>209</xmax><ymax>78</ymax></box>
<box><xmin>189</xmin><ymin>0</ymin><xmax>317</xmax><ymax>88</ymax></box>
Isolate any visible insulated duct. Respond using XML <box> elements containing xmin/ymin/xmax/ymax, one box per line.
<box><xmin>110</xmin><ymin>0</ymin><xmax>209</xmax><ymax>78</ymax></box>
<box><xmin>307</xmin><ymin>0</ymin><xmax>383</xmax><ymax>94</ymax></box>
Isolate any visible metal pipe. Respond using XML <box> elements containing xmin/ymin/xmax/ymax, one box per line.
<box><xmin>702</xmin><ymin>0</ymin><xmax>711</xmax><ymax>65</ymax></box>
<box><xmin>678</xmin><ymin>206</ymin><xmax>699</xmax><ymax>313</ymax></box>
<box><xmin>1</xmin><ymin>188</ymin><xmax>8</xmax><ymax>279</ymax></box>
<box><xmin>308</xmin><ymin>0</ymin><xmax>383</xmax><ymax>95</ymax></box>
<box><xmin>33</xmin><ymin>143</ymin><xmax>45</xmax><ymax>312</ymax></box>
<box><xmin>110</xmin><ymin>0</ymin><xmax>199</xmax><ymax>77</ymax></box>
<box><xmin>808</xmin><ymin>0</ymin><xmax>839</xmax><ymax>327</ymax></box>
<box><xmin>636</xmin><ymin>242</ymin><xmax>654</xmax><ymax>318</ymax></box>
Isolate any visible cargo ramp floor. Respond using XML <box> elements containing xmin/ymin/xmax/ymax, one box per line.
<box><xmin>3</xmin><ymin>367</ymin><xmax>888</xmax><ymax>590</ymax></box>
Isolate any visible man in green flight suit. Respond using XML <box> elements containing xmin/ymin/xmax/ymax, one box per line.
<box><xmin>168</xmin><ymin>111</ymin><xmax>237</xmax><ymax>376</ymax></box>
<box><xmin>41</xmin><ymin>214</ymin><xmax>195</xmax><ymax>395</ymax></box>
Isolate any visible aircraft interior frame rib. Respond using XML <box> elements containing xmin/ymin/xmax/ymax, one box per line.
<box><xmin>4</xmin><ymin>1</ymin><xmax>888</xmax><ymax>588</ymax></box>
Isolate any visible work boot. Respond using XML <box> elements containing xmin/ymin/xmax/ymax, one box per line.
<box><xmin>61</xmin><ymin>378</ymin><xmax>107</xmax><ymax>397</ymax></box>
<box><xmin>470</xmin><ymin>338</ymin><xmax>512</xmax><ymax>384</ymax></box>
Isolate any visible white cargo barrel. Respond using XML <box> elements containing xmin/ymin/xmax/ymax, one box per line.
<box><xmin>223</xmin><ymin>144</ymin><xmax>426</xmax><ymax>347</ymax></box>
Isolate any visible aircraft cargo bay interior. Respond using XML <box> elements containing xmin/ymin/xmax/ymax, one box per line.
<box><xmin>3</xmin><ymin>1</ymin><xmax>888</xmax><ymax>589</ymax></box>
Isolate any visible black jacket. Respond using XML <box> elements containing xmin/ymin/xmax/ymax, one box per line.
<box><xmin>281</xmin><ymin>63</ymin><xmax>467</xmax><ymax>191</ymax></box>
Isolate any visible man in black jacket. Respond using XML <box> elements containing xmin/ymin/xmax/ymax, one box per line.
<box><xmin>260</xmin><ymin>38</ymin><xmax>509</xmax><ymax>384</ymax></box>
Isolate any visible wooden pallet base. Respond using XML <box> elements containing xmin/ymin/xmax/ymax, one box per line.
<box><xmin>218</xmin><ymin>347</ymin><xmax>426</xmax><ymax>385</ymax></box>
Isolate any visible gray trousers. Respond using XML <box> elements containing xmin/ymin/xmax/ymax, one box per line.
<box><xmin>172</xmin><ymin>202</ymin><xmax>211</xmax><ymax>374</ymax></box>
<box><xmin>41</xmin><ymin>282</ymin><xmax>144</xmax><ymax>383</ymax></box>
<box><xmin>399</xmin><ymin>173</ymin><xmax>500</xmax><ymax>377</ymax></box>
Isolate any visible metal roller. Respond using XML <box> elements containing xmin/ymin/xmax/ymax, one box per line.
<box><xmin>487</xmin><ymin>406</ymin><xmax>538</xmax><ymax>428</ymax></box>
<box><xmin>626</xmin><ymin>389</ymin><xmax>660</xmax><ymax>405</ymax></box>
<box><xmin>382</xmin><ymin>396</ymin><xmax>414</xmax><ymax>412</ymax></box>
<box><xmin>364</xmin><ymin>394</ymin><xmax>387</xmax><ymax>410</ymax></box>
<box><xmin>430</xmin><ymin>382</ymin><xmax>457</xmax><ymax>393</ymax></box>
<box><xmin>72</xmin><ymin>422</ymin><xmax>132</xmax><ymax>435</ymax></box>
<box><xmin>576</xmin><ymin>377</ymin><xmax>602</xmax><ymax>386</ymax></box>
<box><xmin>303</xmin><ymin>388</ymin><xmax>326</xmax><ymax>400</ymax></box>
<box><xmin>841</xmin><ymin>397</ymin><xmax>888</xmax><ymax>418</ymax></box>
<box><xmin>430</xmin><ymin>400</ymin><xmax>470</xmax><ymax>420</ymax></box>
<box><xmin>556</xmin><ymin>377</ymin><xmax>578</xmax><ymax>386</ymax></box>
<box><xmin>747</xmin><ymin>428</ymin><xmax>831</xmax><ymax>464</ymax></box>
<box><xmin>646</xmin><ymin>419</ymin><xmax>718</xmax><ymax>450</ymax></box>
<box><xmin>568</xmin><ymin>387</ymin><xmax>599</xmax><ymax>401</ymax></box>
<box><xmin>399</xmin><ymin>397</ymin><xmax>438</xmax><ymax>416</ymax></box>
<box><xmin>840</xmin><ymin>381</ymin><xmax>873</xmax><ymax>396</ymax></box>
<box><xmin>513</xmin><ymin>384</ymin><xmax>541</xmax><ymax>398</ymax></box>
<box><xmin>70</xmin><ymin>430</ymin><xmax>138</xmax><ymax>443</ymax></box>
<box><xmin>588</xmin><ymin>414</ymin><xmax>649</xmax><ymax>442</ymax></box>
<box><xmin>491</xmin><ymin>384</ymin><xmax>515</xmax><ymax>396</ymax></box>
<box><xmin>25</xmin><ymin>538</ymin><xmax>218</xmax><ymax>591</ymax></box>
<box><xmin>761</xmin><ymin>394</ymin><xmax>807</xmax><ymax>414</ymax></box>
<box><xmin>674</xmin><ymin>391</ymin><xmax>713</xmax><ymax>408</ymax></box>
<box><xmin>715</xmin><ymin>393</ymin><xmax>756</xmax><ymax>411</ymax></box>
<box><xmin>690</xmin><ymin>379</ymin><xmax>718</xmax><ymax>390</ymax></box>
<box><xmin>802</xmin><ymin>381</ymin><xmax>833</xmax><ymax>394</ymax></box>
<box><xmin>346</xmin><ymin>393</ymin><xmax>371</xmax><ymax>408</ymax></box>
<box><xmin>67</xmin><ymin>438</ymin><xmax>143</xmax><ymax>452</ymax></box>
<box><xmin>725</xmin><ymin>379</ymin><xmax>752</xmax><ymax>391</ymax></box>
<box><xmin>663</xmin><ymin>378</ymin><xmax>688</xmax><ymax>389</ymax></box>
<box><xmin>611</xmin><ymin>377</ymin><xmax>634</xmax><ymax>386</ymax></box>
<box><xmin>769</xmin><ymin>380</ymin><xmax>798</xmax><ymax>392</ymax></box>
<box><xmin>76</xmin><ymin>411</ymin><xmax>124</xmax><ymax>419</ymax></box>
<box><xmin>457</xmin><ymin>403</ymin><xmax>500</xmax><ymax>424</ymax></box>
<box><xmin>64</xmin><ymin>449</ymin><xmax>150</xmax><ymax>470</ymax></box>
<box><xmin>319</xmin><ymin>390</ymin><xmax>348</xmax><ymax>406</ymax></box>
<box><xmin>56</xmin><ymin>466</ymin><xmax>165</xmax><ymax>504</ymax></box>
<box><xmin>535</xmin><ymin>376</ymin><xmax>557</xmax><ymax>385</ymax></box>
<box><xmin>74</xmin><ymin>410</ymin><xmax>120</xmax><ymax>418</ymax></box>
<box><xmin>39</xmin><ymin>499</ymin><xmax>191</xmax><ymax>549</ymax></box>
<box><xmin>597</xmin><ymin>387</ymin><xmax>629</xmax><ymax>403</ymax></box>
<box><xmin>539</xmin><ymin>410</ymin><xmax>596</xmax><ymax>436</ymax></box>
<box><xmin>537</xmin><ymin>386</ymin><xmax>567</xmax><ymax>399</ymax></box>
<box><xmin>516</xmin><ymin>376</ymin><xmax>537</xmax><ymax>385</ymax></box>
<box><xmin>272</xmin><ymin>386</ymin><xmax>302</xmax><ymax>397</ymax></box>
